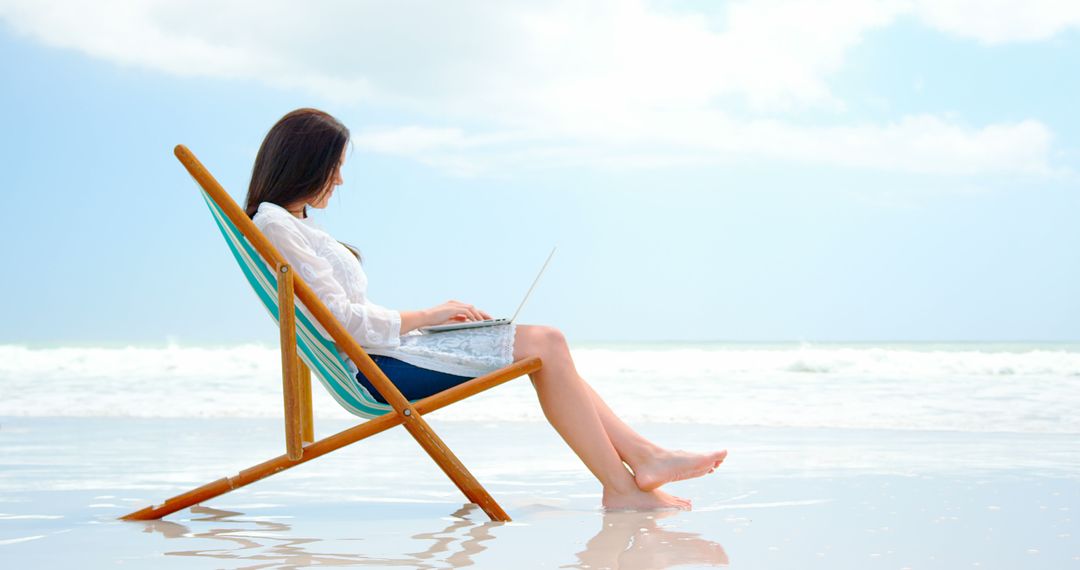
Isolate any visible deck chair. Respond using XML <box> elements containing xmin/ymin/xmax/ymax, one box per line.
<box><xmin>121</xmin><ymin>145</ymin><xmax>542</xmax><ymax>523</ymax></box>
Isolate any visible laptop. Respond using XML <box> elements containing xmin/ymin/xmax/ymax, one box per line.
<box><xmin>419</xmin><ymin>245</ymin><xmax>557</xmax><ymax>333</ymax></box>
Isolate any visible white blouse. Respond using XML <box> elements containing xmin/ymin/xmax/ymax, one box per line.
<box><xmin>252</xmin><ymin>201</ymin><xmax>516</xmax><ymax>379</ymax></box>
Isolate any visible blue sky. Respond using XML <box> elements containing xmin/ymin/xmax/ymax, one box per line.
<box><xmin>1</xmin><ymin>1</ymin><xmax>1078</xmax><ymax>346</ymax></box>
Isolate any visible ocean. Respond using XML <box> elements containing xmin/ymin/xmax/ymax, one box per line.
<box><xmin>3</xmin><ymin>341</ymin><xmax>1078</xmax><ymax>434</ymax></box>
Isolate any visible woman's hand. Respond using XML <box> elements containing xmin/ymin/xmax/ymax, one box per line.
<box><xmin>398</xmin><ymin>301</ymin><xmax>493</xmax><ymax>334</ymax></box>
<box><xmin>426</xmin><ymin>300</ymin><xmax>492</xmax><ymax>326</ymax></box>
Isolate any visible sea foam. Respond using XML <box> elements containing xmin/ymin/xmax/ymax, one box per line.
<box><xmin>1</xmin><ymin>343</ymin><xmax>1077</xmax><ymax>433</ymax></box>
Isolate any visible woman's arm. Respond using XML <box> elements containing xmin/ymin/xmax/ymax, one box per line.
<box><xmin>399</xmin><ymin>310</ymin><xmax>432</xmax><ymax>334</ymax></box>
<box><xmin>272</xmin><ymin>228</ymin><xmax>491</xmax><ymax>337</ymax></box>
<box><xmin>263</xmin><ymin>221</ymin><xmax>403</xmax><ymax>347</ymax></box>
<box><xmin>336</xmin><ymin>240</ymin><xmax>492</xmax><ymax>334</ymax></box>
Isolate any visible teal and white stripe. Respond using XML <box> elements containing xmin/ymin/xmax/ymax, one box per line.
<box><xmin>201</xmin><ymin>191</ymin><xmax>395</xmax><ymax>419</ymax></box>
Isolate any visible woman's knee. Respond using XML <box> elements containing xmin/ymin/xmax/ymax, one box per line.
<box><xmin>514</xmin><ymin>324</ymin><xmax>568</xmax><ymax>361</ymax></box>
<box><xmin>538</xmin><ymin>325</ymin><xmax>567</xmax><ymax>350</ymax></box>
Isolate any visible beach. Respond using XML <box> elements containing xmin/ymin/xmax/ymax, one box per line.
<box><xmin>4</xmin><ymin>0</ymin><xmax>1078</xmax><ymax>566</ymax></box>
<box><xmin>2</xmin><ymin>343</ymin><xmax>1078</xmax><ymax>568</ymax></box>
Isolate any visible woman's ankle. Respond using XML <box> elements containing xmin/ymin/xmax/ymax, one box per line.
<box><xmin>623</xmin><ymin>441</ymin><xmax>668</xmax><ymax>472</ymax></box>
<box><xmin>603</xmin><ymin>472</ymin><xmax>645</xmax><ymax>496</ymax></box>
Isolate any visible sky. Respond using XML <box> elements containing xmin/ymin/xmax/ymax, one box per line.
<box><xmin>1</xmin><ymin>0</ymin><xmax>1078</xmax><ymax>346</ymax></box>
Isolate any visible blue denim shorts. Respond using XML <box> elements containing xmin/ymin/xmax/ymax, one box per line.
<box><xmin>355</xmin><ymin>355</ymin><xmax>475</xmax><ymax>404</ymax></box>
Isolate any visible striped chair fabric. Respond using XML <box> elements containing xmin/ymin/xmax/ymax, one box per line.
<box><xmin>201</xmin><ymin>190</ymin><xmax>396</xmax><ymax>419</ymax></box>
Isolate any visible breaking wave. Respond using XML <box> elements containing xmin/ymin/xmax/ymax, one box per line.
<box><xmin>1</xmin><ymin>342</ymin><xmax>1078</xmax><ymax>434</ymax></box>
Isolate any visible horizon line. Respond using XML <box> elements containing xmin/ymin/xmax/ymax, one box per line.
<box><xmin>3</xmin><ymin>339</ymin><xmax>1080</xmax><ymax>350</ymax></box>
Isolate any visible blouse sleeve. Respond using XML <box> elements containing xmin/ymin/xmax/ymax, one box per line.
<box><xmin>260</xmin><ymin>220</ymin><xmax>402</xmax><ymax>349</ymax></box>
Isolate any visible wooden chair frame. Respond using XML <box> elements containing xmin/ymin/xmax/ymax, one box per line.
<box><xmin>121</xmin><ymin>145</ymin><xmax>541</xmax><ymax>523</ymax></box>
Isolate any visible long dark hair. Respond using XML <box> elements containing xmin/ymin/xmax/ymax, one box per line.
<box><xmin>244</xmin><ymin>108</ymin><xmax>350</xmax><ymax>220</ymax></box>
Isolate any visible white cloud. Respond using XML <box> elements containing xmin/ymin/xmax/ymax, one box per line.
<box><xmin>912</xmin><ymin>0</ymin><xmax>1080</xmax><ymax>44</ymax></box>
<box><xmin>0</xmin><ymin>0</ymin><xmax>1071</xmax><ymax>177</ymax></box>
<box><xmin>355</xmin><ymin>114</ymin><xmax>1053</xmax><ymax>177</ymax></box>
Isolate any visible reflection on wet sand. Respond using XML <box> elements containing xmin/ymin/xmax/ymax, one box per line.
<box><xmin>571</xmin><ymin>510</ymin><xmax>729</xmax><ymax>569</ymax></box>
<box><xmin>139</xmin><ymin>504</ymin><xmax>727</xmax><ymax>569</ymax></box>
<box><xmin>142</xmin><ymin>504</ymin><xmax>497</xmax><ymax>568</ymax></box>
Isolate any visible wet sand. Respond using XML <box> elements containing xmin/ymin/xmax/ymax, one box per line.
<box><xmin>1</xmin><ymin>417</ymin><xmax>1077</xmax><ymax>569</ymax></box>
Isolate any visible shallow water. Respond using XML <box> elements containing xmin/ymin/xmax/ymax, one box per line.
<box><xmin>1</xmin><ymin>418</ymin><xmax>1077</xmax><ymax>569</ymax></box>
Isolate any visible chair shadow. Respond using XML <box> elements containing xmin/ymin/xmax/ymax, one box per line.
<box><xmin>137</xmin><ymin>504</ymin><xmax>727</xmax><ymax>569</ymax></box>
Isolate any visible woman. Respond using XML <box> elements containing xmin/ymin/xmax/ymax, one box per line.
<box><xmin>245</xmin><ymin>108</ymin><xmax>726</xmax><ymax>511</ymax></box>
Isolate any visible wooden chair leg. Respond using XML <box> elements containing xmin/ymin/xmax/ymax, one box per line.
<box><xmin>277</xmin><ymin>264</ymin><xmax>303</xmax><ymax>461</ymax></box>
<box><xmin>298</xmin><ymin>357</ymin><xmax>314</xmax><ymax>443</ymax></box>
<box><xmin>119</xmin><ymin>357</ymin><xmax>541</xmax><ymax>523</ymax></box>
<box><xmin>401</xmin><ymin>412</ymin><xmax>509</xmax><ymax>520</ymax></box>
<box><xmin>121</xmin><ymin>408</ymin><xmax>402</xmax><ymax>522</ymax></box>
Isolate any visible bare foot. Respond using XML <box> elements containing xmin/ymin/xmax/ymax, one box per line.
<box><xmin>632</xmin><ymin>449</ymin><xmax>728</xmax><ymax>492</ymax></box>
<box><xmin>602</xmin><ymin>486</ymin><xmax>692</xmax><ymax>512</ymax></box>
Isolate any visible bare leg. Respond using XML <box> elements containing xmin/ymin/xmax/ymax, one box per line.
<box><xmin>515</xmin><ymin>325</ymin><xmax>726</xmax><ymax>492</ymax></box>
<box><xmin>582</xmin><ymin>381</ymin><xmax>727</xmax><ymax>491</ymax></box>
<box><xmin>513</xmin><ymin>325</ymin><xmax>704</xmax><ymax>509</ymax></box>
<box><xmin>513</xmin><ymin>325</ymin><xmax>688</xmax><ymax>510</ymax></box>
<box><xmin>515</xmin><ymin>327</ymin><xmax>665</xmax><ymax>466</ymax></box>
